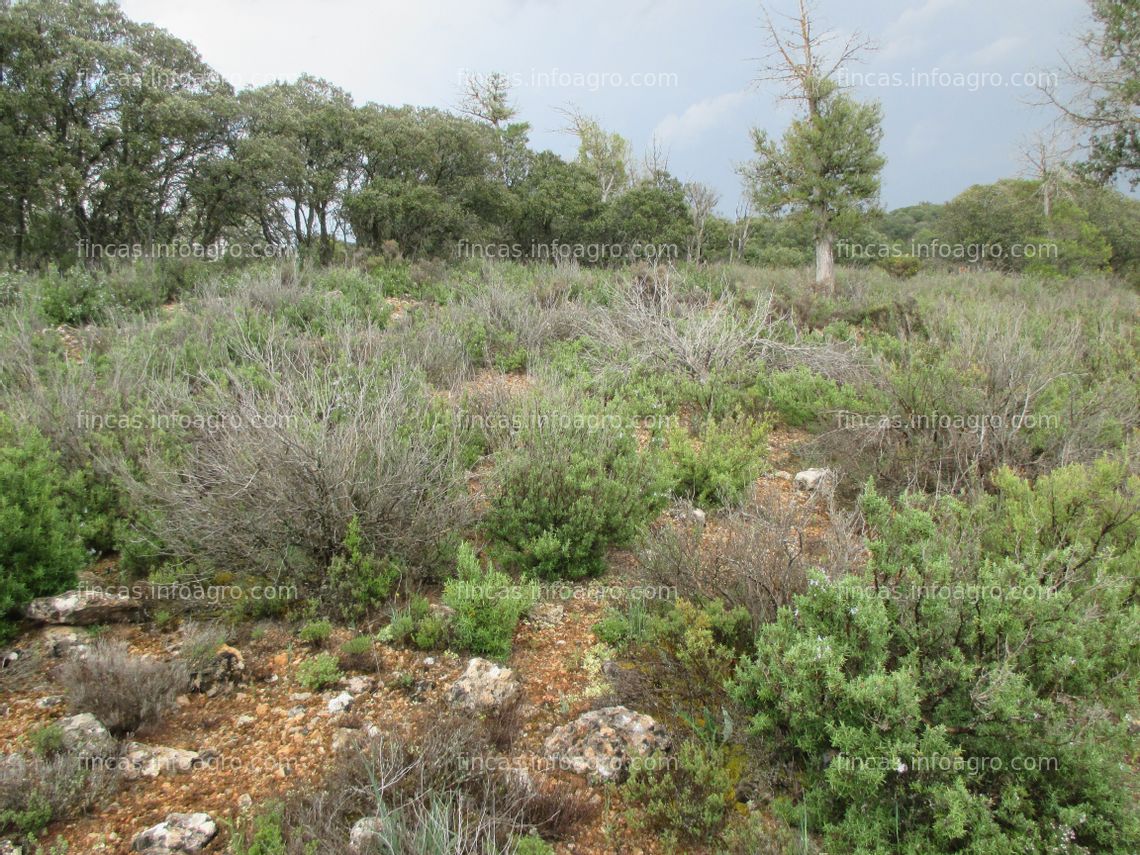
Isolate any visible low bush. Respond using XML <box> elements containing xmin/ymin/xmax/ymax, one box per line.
<box><xmin>296</xmin><ymin>653</ymin><xmax>342</xmax><ymax>691</ymax></box>
<box><xmin>666</xmin><ymin>413</ymin><xmax>769</xmax><ymax>509</ymax></box>
<box><xmin>729</xmin><ymin>464</ymin><xmax>1140</xmax><ymax>853</ymax></box>
<box><xmin>0</xmin><ymin>417</ymin><xmax>87</xmax><ymax>639</ymax></box>
<box><xmin>59</xmin><ymin>640</ymin><xmax>189</xmax><ymax>736</ymax></box>
<box><xmin>0</xmin><ymin>753</ymin><xmax>119</xmax><ymax>843</ymax></box>
<box><xmin>321</xmin><ymin>517</ymin><xmax>401</xmax><ymax>624</ymax></box>
<box><xmin>624</xmin><ymin>739</ymin><xmax>735</xmax><ymax>844</ymax></box>
<box><xmin>485</xmin><ymin>411</ymin><xmax>667</xmax><ymax>580</ymax></box>
<box><xmin>337</xmin><ymin>636</ymin><xmax>375</xmax><ymax>672</ymax></box>
<box><xmin>227</xmin><ymin>719</ymin><xmax>595</xmax><ymax>854</ymax></box>
<box><xmin>298</xmin><ymin>619</ymin><xmax>333</xmax><ymax>647</ymax></box>
<box><xmin>442</xmin><ymin>542</ymin><xmax>535</xmax><ymax>659</ymax></box>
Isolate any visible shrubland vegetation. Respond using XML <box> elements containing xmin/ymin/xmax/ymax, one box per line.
<box><xmin>1</xmin><ymin>0</ymin><xmax>1137</xmax><ymax>852</ymax></box>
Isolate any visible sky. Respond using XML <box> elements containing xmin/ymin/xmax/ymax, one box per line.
<box><xmin>118</xmin><ymin>0</ymin><xmax>1093</xmax><ymax>213</ymax></box>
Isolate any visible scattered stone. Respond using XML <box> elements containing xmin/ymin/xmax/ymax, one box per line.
<box><xmin>327</xmin><ymin>692</ymin><xmax>354</xmax><ymax>714</ymax></box>
<box><xmin>773</xmin><ymin>470</ymin><xmax>794</xmax><ymax>481</ymax></box>
<box><xmin>237</xmin><ymin>793</ymin><xmax>253</xmax><ymax>811</ymax></box>
<box><xmin>345</xmin><ymin>676</ymin><xmax>374</xmax><ymax>694</ymax></box>
<box><xmin>35</xmin><ymin>695</ymin><xmax>63</xmax><ymax>709</ymax></box>
<box><xmin>131</xmin><ymin>812</ymin><xmax>216</xmax><ymax>854</ymax></box>
<box><xmin>543</xmin><ymin>706</ymin><xmax>671</xmax><ymax>783</ymax></box>
<box><xmin>349</xmin><ymin>816</ymin><xmax>385</xmax><ymax>854</ymax></box>
<box><xmin>423</xmin><ymin>657</ymin><xmax>435</xmax><ymax>667</ymax></box>
<box><xmin>235</xmin><ymin>714</ymin><xmax>255</xmax><ymax>726</ymax></box>
<box><xmin>794</xmin><ymin>468</ymin><xmax>833</xmax><ymax>491</ymax></box>
<box><xmin>689</xmin><ymin>507</ymin><xmax>707</xmax><ymax>525</ymax></box>
<box><xmin>25</xmin><ymin>590</ymin><xmax>138</xmax><ymax>626</ymax></box>
<box><xmin>2</xmin><ymin>651</ymin><xmax>18</xmax><ymax>667</ymax></box>
<box><xmin>289</xmin><ymin>693</ymin><xmax>312</xmax><ymax>701</ymax></box>
<box><xmin>287</xmin><ymin>706</ymin><xmax>306</xmax><ymax>719</ymax></box>
<box><xmin>57</xmin><ymin>713</ymin><xmax>117</xmax><ymax>758</ymax></box>
<box><xmin>527</xmin><ymin>602</ymin><xmax>565</xmax><ymax>629</ymax></box>
<box><xmin>41</xmin><ymin>627</ymin><xmax>88</xmax><ymax>658</ymax></box>
<box><xmin>447</xmin><ymin>658</ymin><xmax>521</xmax><ymax>713</ymax></box>
<box><xmin>0</xmin><ymin>838</ymin><xmax>21</xmax><ymax>854</ymax></box>
<box><xmin>122</xmin><ymin>742</ymin><xmax>200</xmax><ymax>780</ymax></box>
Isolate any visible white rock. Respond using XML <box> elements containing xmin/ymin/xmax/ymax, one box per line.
<box><xmin>25</xmin><ymin>590</ymin><xmax>138</xmax><ymax>626</ymax></box>
<box><xmin>447</xmin><ymin>658</ymin><xmax>520</xmax><ymax>713</ymax></box>
<box><xmin>794</xmin><ymin>468</ymin><xmax>833</xmax><ymax>491</ymax></box>
<box><xmin>131</xmin><ymin>812</ymin><xmax>216</xmax><ymax>853</ymax></box>
<box><xmin>349</xmin><ymin>816</ymin><xmax>385</xmax><ymax>854</ymax></box>
<box><xmin>57</xmin><ymin>713</ymin><xmax>116</xmax><ymax>758</ymax></box>
<box><xmin>122</xmin><ymin>742</ymin><xmax>200</xmax><ymax>780</ymax></box>
<box><xmin>327</xmin><ymin>691</ymin><xmax>354</xmax><ymax>714</ymax></box>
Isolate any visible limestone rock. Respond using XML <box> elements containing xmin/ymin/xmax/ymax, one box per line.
<box><xmin>543</xmin><ymin>706</ymin><xmax>670</xmax><ymax>783</ymax></box>
<box><xmin>447</xmin><ymin>658</ymin><xmax>520</xmax><ymax>713</ymax></box>
<box><xmin>131</xmin><ymin>813</ymin><xmax>216</xmax><ymax>854</ymax></box>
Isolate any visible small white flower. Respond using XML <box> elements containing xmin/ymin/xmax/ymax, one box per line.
<box><xmin>897</xmin><ymin>761</ymin><xmax>907</xmax><ymax>774</ymax></box>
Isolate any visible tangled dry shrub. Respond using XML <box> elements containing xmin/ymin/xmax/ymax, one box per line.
<box><xmin>124</xmin><ymin>334</ymin><xmax>473</xmax><ymax>591</ymax></box>
<box><xmin>637</xmin><ymin>492</ymin><xmax>859</xmax><ymax>627</ymax></box>
<box><xmin>230</xmin><ymin>718</ymin><xmax>595</xmax><ymax>854</ymax></box>
<box><xmin>59</xmin><ymin>640</ymin><xmax>188</xmax><ymax>736</ymax></box>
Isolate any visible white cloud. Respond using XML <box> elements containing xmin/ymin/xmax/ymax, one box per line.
<box><xmin>653</xmin><ymin>90</ymin><xmax>752</xmax><ymax>148</ymax></box>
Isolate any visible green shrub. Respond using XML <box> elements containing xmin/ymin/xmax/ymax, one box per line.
<box><xmin>486</xmin><ymin>414</ymin><xmax>667</xmax><ymax>579</ymax></box>
<box><xmin>298</xmin><ymin>620</ymin><xmax>333</xmax><ymax>646</ymax></box>
<box><xmin>38</xmin><ymin>267</ymin><xmax>110</xmax><ymax>325</ymax></box>
<box><xmin>442</xmin><ymin>542</ymin><xmax>535</xmax><ymax>659</ymax></box>
<box><xmin>379</xmin><ymin>594</ymin><xmax>451</xmax><ymax>651</ymax></box>
<box><xmin>753</xmin><ymin>366</ymin><xmax>873</xmax><ymax>429</ymax></box>
<box><xmin>666</xmin><ymin>413</ymin><xmax>769</xmax><ymax>508</ymax></box>
<box><xmin>297</xmin><ymin>653</ymin><xmax>342</xmax><ymax>691</ymax></box>
<box><xmin>878</xmin><ymin>254</ymin><xmax>922</xmax><ymax>279</ymax></box>
<box><xmin>322</xmin><ymin>517</ymin><xmax>400</xmax><ymax>623</ymax></box>
<box><xmin>624</xmin><ymin>740</ymin><xmax>734</xmax><ymax>842</ymax></box>
<box><xmin>29</xmin><ymin>724</ymin><xmax>65</xmax><ymax>758</ymax></box>
<box><xmin>513</xmin><ymin>833</ymin><xmax>556</xmax><ymax>855</ymax></box>
<box><xmin>0</xmin><ymin>418</ymin><xmax>86</xmax><ymax>640</ymax></box>
<box><xmin>729</xmin><ymin>468</ymin><xmax>1140</xmax><ymax>853</ymax></box>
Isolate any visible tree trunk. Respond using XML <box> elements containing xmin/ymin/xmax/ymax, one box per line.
<box><xmin>815</xmin><ymin>228</ymin><xmax>835</xmax><ymax>293</ymax></box>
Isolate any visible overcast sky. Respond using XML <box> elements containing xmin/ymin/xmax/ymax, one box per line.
<box><xmin>118</xmin><ymin>0</ymin><xmax>1091</xmax><ymax>213</ymax></box>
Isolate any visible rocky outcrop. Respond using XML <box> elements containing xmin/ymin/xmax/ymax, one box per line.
<box><xmin>26</xmin><ymin>590</ymin><xmax>138</xmax><ymax>626</ymax></box>
<box><xmin>122</xmin><ymin>742</ymin><xmax>200</xmax><ymax>780</ymax></box>
<box><xmin>794</xmin><ymin>468</ymin><xmax>834</xmax><ymax>491</ymax></box>
<box><xmin>543</xmin><ymin>706</ymin><xmax>670</xmax><ymax>783</ymax></box>
<box><xmin>131</xmin><ymin>812</ymin><xmax>216</xmax><ymax>854</ymax></box>
<box><xmin>349</xmin><ymin>816</ymin><xmax>385</xmax><ymax>853</ymax></box>
<box><xmin>57</xmin><ymin>713</ymin><xmax>117</xmax><ymax>758</ymax></box>
<box><xmin>447</xmin><ymin>658</ymin><xmax>521</xmax><ymax>713</ymax></box>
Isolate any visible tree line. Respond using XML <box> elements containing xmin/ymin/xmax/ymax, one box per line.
<box><xmin>1</xmin><ymin>0</ymin><xmax>1136</xmax><ymax>282</ymax></box>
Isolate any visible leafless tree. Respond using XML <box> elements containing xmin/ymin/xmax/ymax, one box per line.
<box><xmin>684</xmin><ymin>181</ymin><xmax>720</xmax><ymax>262</ymax></box>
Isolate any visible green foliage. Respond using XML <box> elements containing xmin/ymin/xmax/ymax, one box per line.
<box><xmin>29</xmin><ymin>724</ymin><xmax>65</xmax><ymax>758</ymax></box>
<box><xmin>322</xmin><ymin>517</ymin><xmax>401</xmax><ymax>623</ymax></box>
<box><xmin>513</xmin><ymin>834</ymin><xmax>556</xmax><ymax>855</ymax></box>
<box><xmin>296</xmin><ymin>653</ymin><xmax>342</xmax><ymax>691</ymax></box>
<box><xmin>380</xmin><ymin>594</ymin><xmax>451</xmax><ymax>651</ymax></box>
<box><xmin>298</xmin><ymin>619</ymin><xmax>333</xmax><ymax>646</ymax></box>
<box><xmin>729</xmin><ymin>468</ymin><xmax>1140</xmax><ymax>853</ymax></box>
<box><xmin>0</xmin><ymin>417</ymin><xmax>86</xmax><ymax>640</ymax></box>
<box><xmin>442</xmin><ymin>542</ymin><xmax>535</xmax><ymax>659</ymax></box>
<box><xmin>878</xmin><ymin>254</ymin><xmax>922</xmax><ymax>278</ymax></box>
<box><xmin>624</xmin><ymin>739</ymin><xmax>734</xmax><ymax>842</ymax></box>
<box><xmin>486</xmin><ymin>414</ymin><xmax>667</xmax><ymax>580</ymax></box>
<box><xmin>666</xmin><ymin>414</ymin><xmax>769</xmax><ymax>508</ymax></box>
<box><xmin>754</xmin><ymin>366</ymin><xmax>872</xmax><ymax>429</ymax></box>
<box><xmin>229</xmin><ymin>804</ymin><xmax>291</xmax><ymax>855</ymax></box>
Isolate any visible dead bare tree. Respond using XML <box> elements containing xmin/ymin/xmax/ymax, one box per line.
<box><xmin>684</xmin><ymin>181</ymin><xmax>720</xmax><ymax>262</ymax></box>
<box><xmin>1018</xmin><ymin>124</ymin><xmax>1079</xmax><ymax>217</ymax></box>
